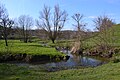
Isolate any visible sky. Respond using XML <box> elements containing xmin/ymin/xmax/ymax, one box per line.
<box><xmin>0</xmin><ymin>0</ymin><xmax>120</xmax><ymax>30</ymax></box>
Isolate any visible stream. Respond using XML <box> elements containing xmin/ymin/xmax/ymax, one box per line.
<box><xmin>13</xmin><ymin>50</ymin><xmax>108</xmax><ymax>72</ymax></box>
<box><xmin>42</xmin><ymin>51</ymin><xmax>108</xmax><ymax>71</ymax></box>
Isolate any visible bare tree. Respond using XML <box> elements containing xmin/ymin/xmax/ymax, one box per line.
<box><xmin>71</xmin><ymin>13</ymin><xmax>86</xmax><ymax>53</ymax></box>
<box><xmin>18</xmin><ymin>15</ymin><xmax>33</xmax><ymax>43</ymax></box>
<box><xmin>0</xmin><ymin>4</ymin><xmax>14</xmax><ymax>46</ymax></box>
<box><xmin>72</xmin><ymin>13</ymin><xmax>86</xmax><ymax>44</ymax></box>
<box><xmin>94</xmin><ymin>15</ymin><xmax>115</xmax><ymax>53</ymax></box>
<box><xmin>36</xmin><ymin>5</ymin><xmax>68</xmax><ymax>43</ymax></box>
<box><xmin>94</xmin><ymin>15</ymin><xmax>114</xmax><ymax>32</ymax></box>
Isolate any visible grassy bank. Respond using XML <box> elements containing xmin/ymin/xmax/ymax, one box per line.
<box><xmin>0</xmin><ymin>40</ymin><xmax>65</xmax><ymax>56</ymax></box>
<box><xmin>0</xmin><ymin>62</ymin><xmax>120</xmax><ymax>80</ymax></box>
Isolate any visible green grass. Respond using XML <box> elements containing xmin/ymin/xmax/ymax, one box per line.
<box><xmin>0</xmin><ymin>62</ymin><xmax>120</xmax><ymax>80</ymax></box>
<box><xmin>83</xmin><ymin>24</ymin><xmax>120</xmax><ymax>50</ymax></box>
<box><xmin>0</xmin><ymin>40</ymin><xmax>65</xmax><ymax>56</ymax></box>
<box><xmin>48</xmin><ymin>39</ymin><xmax>74</xmax><ymax>47</ymax></box>
<box><xmin>1</xmin><ymin>24</ymin><xmax>120</xmax><ymax>80</ymax></box>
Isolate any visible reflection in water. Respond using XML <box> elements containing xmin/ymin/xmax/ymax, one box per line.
<box><xmin>10</xmin><ymin>51</ymin><xmax>107</xmax><ymax>72</ymax></box>
<box><xmin>44</xmin><ymin>51</ymin><xmax>106</xmax><ymax>71</ymax></box>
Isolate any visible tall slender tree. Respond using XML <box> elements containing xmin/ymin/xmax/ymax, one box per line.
<box><xmin>0</xmin><ymin>4</ymin><xmax>14</xmax><ymax>46</ymax></box>
<box><xmin>72</xmin><ymin>13</ymin><xmax>85</xmax><ymax>42</ymax></box>
<box><xmin>71</xmin><ymin>13</ymin><xmax>86</xmax><ymax>53</ymax></box>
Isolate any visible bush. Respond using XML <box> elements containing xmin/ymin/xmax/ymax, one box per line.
<box><xmin>112</xmin><ymin>56</ymin><xmax>120</xmax><ymax>63</ymax></box>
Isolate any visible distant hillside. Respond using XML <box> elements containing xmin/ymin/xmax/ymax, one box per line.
<box><xmin>84</xmin><ymin>24</ymin><xmax>120</xmax><ymax>49</ymax></box>
<box><xmin>111</xmin><ymin>24</ymin><xmax>120</xmax><ymax>45</ymax></box>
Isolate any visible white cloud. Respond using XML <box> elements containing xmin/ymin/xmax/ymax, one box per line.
<box><xmin>87</xmin><ymin>16</ymin><xmax>97</xmax><ymax>19</ymax></box>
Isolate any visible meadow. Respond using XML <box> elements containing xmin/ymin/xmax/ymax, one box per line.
<box><xmin>0</xmin><ymin>62</ymin><xmax>120</xmax><ymax>80</ymax></box>
<box><xmin>0</xmin><ymin>24</ymin><xmax>120</xmax><ymax>80</ymax></box>
<box><xmin>0</xmin><ymin>40</ymin><xmax>65</xmax><ymax>56</ymax></box>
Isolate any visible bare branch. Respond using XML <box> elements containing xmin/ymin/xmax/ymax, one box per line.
<box><xmin>18</xmin><ymin>15</ymin><xmax>33</xmax><ymax>43</ymax></box>
<box><xmin>93</xmin><ymin>15</ymin><xmax>115</xmax><ymax>52</ymax></box>
<box><xmin>36</xmin><ymin>5</ymin><xmax>68</xmax><ymax>43</ymax></box>
<box><xmin>0</xmin><ymin>4</ymin><xmax>14</xmax><ymax>46</ymax></box>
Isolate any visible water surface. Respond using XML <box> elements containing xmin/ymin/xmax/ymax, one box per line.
<box><xmin>4</xmin><ymin>50</ymin><xmax>108</xmax><ymax>71</ymax></box>
<box><xmin>42</xmin><ymin>51</ymin><xmax>108</xmax><ymax>71</ymax></box>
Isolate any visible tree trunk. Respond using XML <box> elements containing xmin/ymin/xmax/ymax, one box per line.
<box><xmin>23</xmin><ymin>26</ymin><xmax>26</xmax><ymax>43</ymax></box>
<box><xmin>4</xmin><ymin>37</ymin><xmax>8</xmax><ymax>46</ymax></box>
<box><xmin>52</xmin><ymin>39</ymin><xmax>55</xmax><ymax>43</ymax></box>
<box><xmin>24</xmin><ymin>38</ymin><xmax>28</xmax><ymax>43</ymax></box>
<box><xmin>3</xmin><ymin>24</ymin><xmax>8</xmax><ymax>46</ymax></box>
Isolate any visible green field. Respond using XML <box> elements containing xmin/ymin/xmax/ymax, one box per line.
<box><xmin>0</xmin><ymin>40</ymin><xmax>65</xmax><ymax>56</ymax></box>
<box><xmin>0</xmin><ymin>62</ymin><xmax>120</xmax><ymax>80</ymax></box>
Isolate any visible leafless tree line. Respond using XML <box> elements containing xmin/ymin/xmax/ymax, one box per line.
<box><xmin>71</xmin><ymin>14</ymin><xmax>115</xmax><ymax>53</ymax></box>
<box><xmin>0</xmin><ymin>2</ymin><xmax>116</xmax><ymax>50</ymax></box>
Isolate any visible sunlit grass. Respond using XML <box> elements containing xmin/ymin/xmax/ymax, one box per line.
<box><xmin>0</xmin><ymin>40</ymin><xmax>65</xmax><ymax>56</ymax></box>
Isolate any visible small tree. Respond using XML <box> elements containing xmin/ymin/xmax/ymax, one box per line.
<box><xmin>18</xmin><ymin>15</ymin><xmax>33</xmax><ymax>43</ymax></box>
<box><xmin>36</xmin><ymin>5</ymin><xmax>68</xmax><ymax>43</ymax></box>
<box><xmin>71</xmin><ymin>13</ymin><xmax>86</xmax><ymax>53</ymax></box>
<box><xmin>94</xmin><ymin>15</ymin><xmax>114</xmax><ymax>32</ymax></box>
<box><xmin>0</xmin><ymin>4</ymin><xmax>14</xmax><ymax>46</ymax></box>
<box><xmin>94</xmin><ymin>15</ymin><xmax>115</xmax><ymax>53</ymax></box>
